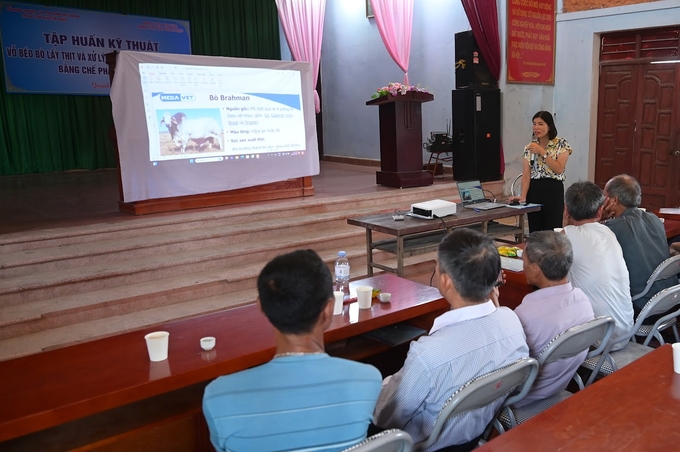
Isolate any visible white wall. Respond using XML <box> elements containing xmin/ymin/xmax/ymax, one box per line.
<box><xmin>554</xmin><ymin>0</ymin><xmax>680</xmax><ymax>185</ymax></box>
<box><xmin>320</xmin><ymin>0</ymin><xmax>470</xmax><ymax>161</ymax></box>
<box><xmin>284</xmin><ymin>0</ymin><xmax>680</xmax><ymax>194</ymax></box>
<box><xmin>498</xmin><ymin>1</ymin><xmax>553</xmax><ymax>193</ymax></box>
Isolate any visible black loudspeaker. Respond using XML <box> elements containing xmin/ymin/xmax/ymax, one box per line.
<box><xmin>454</xmin><ymin>30</ymin><xmax>497</xmax><ymax>89</ymax></box>
<box><xmin>452</xmin><ymin>89</ymin><xmax>501</xmax><ymax>182</ymax></box>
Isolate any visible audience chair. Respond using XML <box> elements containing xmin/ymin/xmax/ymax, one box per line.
<box><xmin>413</xmin><ymin>357</ymin><xmax>539</xmax><ymax>452</ymax></box>
<box><xmin>496</xmin><ymin>316</ymin><xmax>615</xmax><ymax>432</ymax></box>
<box><xmin>342</xmin><ymin>429</ymin><xmax>413</xmax><ymax>452</ymax></box>
<box><xmin>582</xmin><ymin>284</ymin><xmax>680</xmax><ymax>386</ymax></box>
<box><xmin>632</xmin><ymin>256</ymin><xmax>680</xmax><ymax>343</ymax></box>
<box><xmin>510</xmin><ymin>174</ymin><xmax>522</xmax><ymax>198</ymax></box>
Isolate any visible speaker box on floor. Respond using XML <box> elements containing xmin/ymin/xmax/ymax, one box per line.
<box><xmin>452</xmin><ymin>89</ymin><xmax>501</xmax><ymax>182</ymax></box>
<box><xmin>455</xmin><ymin>30</ymin><xmax>497</xmax><ymax>89</ymax></box>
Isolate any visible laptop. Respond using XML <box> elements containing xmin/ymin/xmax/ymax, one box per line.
<box><xmin>457</xmin><ymin>180</ymin><xmax>506</xmax><ymax>210</ymax></box>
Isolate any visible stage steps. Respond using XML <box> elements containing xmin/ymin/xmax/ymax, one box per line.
<box><xmin>0</xmin><ymin>179</ymin><xmax>504</xmax><ymax>361</ymax></box>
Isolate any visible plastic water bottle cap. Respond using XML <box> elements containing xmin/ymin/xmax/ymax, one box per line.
<box><xmin>338</xmin><ymin>251</ymin><xmax>346</xmax><ymax>257</ymax></box>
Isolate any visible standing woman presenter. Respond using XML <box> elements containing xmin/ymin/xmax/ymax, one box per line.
<box><xmin>511</xmin><ymin>111</ymin><xmax>572</xmax><ymax>232</ymax></box>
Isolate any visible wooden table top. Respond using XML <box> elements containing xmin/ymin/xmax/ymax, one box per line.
<box><xmin>477</xmin><ymin>344</ymin><xmax>680</xmax><ymax>451</ymax></box>
<box><xmin>664</xmin><ymin>219</ymin><xmax>680</xmax><ymax>239</ymax></box>
<box><xmin>0</xmin><ymin>274</ymin><xmax>447</xmax><ymax>443</ymax></box>
<box><xmin>657</xmin><ymin>210</ymin><xmax>680</xmax><ymax>222</ymax></box>
<box><xmin>347</xmin><ymin>205</ymin><xmax>540</xmax><ymax>236</ymax></box>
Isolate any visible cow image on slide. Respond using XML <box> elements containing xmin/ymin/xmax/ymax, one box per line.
<box><xmin>160</xmin><ymin>112</ymin><xmax>224</xmax><ymax>154</ymax></box>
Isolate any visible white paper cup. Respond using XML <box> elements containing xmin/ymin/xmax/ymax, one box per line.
<box><xmin>356</xmin><ymin>286</ymin><xmax>373</xmax><ymax>309</ymax></box>
<box><xmin>333</xmin><ymin>291</ymin><xmax>344</xmax><ymax>315</ymax></box>
<box><xmin>200</xmin><ymin>337</ymin><xmax>216</xmax><ymax>351</ymax></box>
<box><xmin>145</xmin><ymin>331</ymin><xmax>169</xmax><ymax>362</ymax></box>
<box><xmin>673</xmin><ymin>343</ymin><xmax>680</xmax><ymax>374</ymax></box>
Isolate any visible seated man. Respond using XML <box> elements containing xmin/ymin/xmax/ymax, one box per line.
<box><xmin>203</xmin><ymin>249</ymin><xmax>382</xmax><ymax>452</ymax></box>
<box><xmin>373</xmin><ymin>229</ymin><xmax>529</xmax><ymax>451</ymax></box>
<box><xmin>513</xmin><ymin>231</ymin><xmax>594</xmax><ymax>407</ymax></box>
<box><xmin>602</xmin><ymin>174</ymin><xmax>677</xmax><ymax>316</ymax></box>
<box><xmin>563</xmin><ymin>181</ymin><xmax>633</xmax><ymax>349</ymax></box>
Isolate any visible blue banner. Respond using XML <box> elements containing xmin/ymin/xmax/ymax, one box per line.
<box><xmin>0</xmin><ymin>2</ymin><xmax>191</xmax><ymax>95</ymax></box>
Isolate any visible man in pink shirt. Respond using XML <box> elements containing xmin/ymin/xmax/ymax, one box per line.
<box><xmin>513</xmin><ymin>231</ymin><xmax>594</xmax><ymax>407</ymax></box>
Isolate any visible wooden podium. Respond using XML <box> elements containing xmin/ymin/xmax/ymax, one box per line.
<box><xmin>366</xmin><ymin>92</ymin><xmax>434</xmax><ymax>188</ymax></box>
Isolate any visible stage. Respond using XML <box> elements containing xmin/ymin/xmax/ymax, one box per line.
<box><xmin>1</xmin><ymin>161</ymin><xmax>445</xmax><ymax>235</ymax></box>
<box><xmin>0</xmin><ymin>162</ymin><xmax>505</xmax><ymax>361</ymax></box>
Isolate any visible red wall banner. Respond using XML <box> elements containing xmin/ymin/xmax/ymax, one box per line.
<box><xmin>507</xmin><ymin>0</ymin><xmax>555</xmax><ymax>84</ymax></box>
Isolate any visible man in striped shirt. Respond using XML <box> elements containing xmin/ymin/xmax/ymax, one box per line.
<box><xmin>374</xmin><ymin>229</ymin><xmax>529</xmax><ymax>451</ymax></box>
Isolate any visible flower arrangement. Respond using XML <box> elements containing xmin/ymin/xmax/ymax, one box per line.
<box><xmin>371</xmin><ymin>82</ymin><xmax>430</xmax><ymax>99</ymax></box>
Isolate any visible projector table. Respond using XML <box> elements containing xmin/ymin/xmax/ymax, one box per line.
<box><xmin>348</xmin><ymin>204</ymin><xmax>540</xmax><ymax>276</ymax></box>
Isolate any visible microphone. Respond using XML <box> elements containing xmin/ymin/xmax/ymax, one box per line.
<box><xmin>530</xmin><ymin>152</ymin><xmax>536</xmax><ymax>166</ymax></box>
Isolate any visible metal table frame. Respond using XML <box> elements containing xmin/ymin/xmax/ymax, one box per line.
<box><xmin>348</xmin><ymin>205</ymin><xmax>540</xmax><ymax>277</ymax></box>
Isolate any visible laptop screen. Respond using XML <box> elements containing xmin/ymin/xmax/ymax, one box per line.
<box><xmin>457</xmin><ymin>180</ymin><xmax>485</xmax><ymax>204</ymax></box>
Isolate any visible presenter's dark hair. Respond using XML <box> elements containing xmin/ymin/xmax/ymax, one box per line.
<box><xmin>525</xmin><ymin>231</ymin><xmax>573</xmax><ymax>281</ymax></box>
<box><xmin>533</xmin><ymin>111</ymin><xmax>558</xmax><ymax>140</ymax></box>
<box><xmin>257</xmin><ymin>249</ymin><xmax>333</xmax><ymax>334</ymax></box>
<box><xmin>437</xmin><ymin>229</ymin><xmax>500</xmax><ymax>303</ymax></box>
<box><xmin>605</xmin><ymin>174</ymin><xmax>641</xmax><ymax>208</ymax></box>
<box><xmin>565</xmin><ymin>181</ymin><xmax>606</xmax><ymax>221</ymax></box>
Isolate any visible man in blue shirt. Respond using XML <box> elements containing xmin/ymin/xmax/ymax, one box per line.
<box><xmin>203</xmin><ymin>249</ymin><xmax>382</xmax><ymax>452</ymax></box>
<box><xmin>374</xmin><ymin>229</ymin><xmax>529</xmax><ymax>451</ymax></box>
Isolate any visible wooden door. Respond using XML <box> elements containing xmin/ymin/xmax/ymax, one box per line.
<box><xmin>595</xmin><ymin>64</ymin><xmax>637</xmax><ymax>184</ymax></box>
<box><xmin>633</xmin><ymin>64</ymin><xmax>680</xmax><ymax>210</ymax></box>
<box><xmin>595</xmin><ymin>28</ymin><xmax>680</xmax><ymax>210</ymax></box>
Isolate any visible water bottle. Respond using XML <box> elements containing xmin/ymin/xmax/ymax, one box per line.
<box><xmin>334</xmin><ymin>251</ymin><xmax>351</xmax><ymax>301</ymax></box>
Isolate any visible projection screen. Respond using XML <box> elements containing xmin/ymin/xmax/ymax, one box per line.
<box><xmin>110</xmin><ymin>51</ymin><xmax>319</xmax><ymax>203</ymax></box>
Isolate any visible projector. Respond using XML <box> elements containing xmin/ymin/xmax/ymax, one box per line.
<box><xmin>410</xmin><ymin>199</ymin><xmax>457</xmax><ymax>219</ymax></box>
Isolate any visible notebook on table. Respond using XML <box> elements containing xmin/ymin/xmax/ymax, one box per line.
<box><xmin>457</xmin><ymin>180</ymin><xmax>506</xmax><ymax>210</ymax></box>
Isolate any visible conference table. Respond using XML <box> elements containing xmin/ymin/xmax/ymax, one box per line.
<box><xmin>347</xmin><ymin>204</ymin><xmax>540</xmax><ymax>277</ymax></box>
<box><xmin>665</xmin><ymin>219</ymin><xmax>680</xmax><ymax>239</ymax></box>
<box><xmin>476</xmin><ymin>344</ymin><xmax>680</xmax><ymax>451</ymax></box>
<box><xmin>0</xmin><ymin>274</ymin><xmax>449</xmax><ymax>451</ymax></box>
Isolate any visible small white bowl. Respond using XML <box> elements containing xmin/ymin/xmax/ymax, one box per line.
<box><xmin>392</xmin><ymin>214</ymin><xmax>405</xmax><ymax>221</ymax></box>
<box><xmin>378</xmin><ymin>292</ymin><xmax>392</xmax><ymax>303</ymax></box>
<box><xmin>200</xmin><ymin>336</ymin><xmax>216</xmax><ymax>351</ymax></box>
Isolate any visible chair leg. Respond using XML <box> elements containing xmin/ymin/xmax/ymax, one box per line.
<box><xmin>427</xmin><ymin>152</ymin><xmax>438</xmax><ymax>177</ymax></box>
<box><xmin>673</xmin><ymin>324</ymin><xmax>680</xmax><ymax>343</ymax></box>
<box><xmin>654</xmin><ymin>331</ymin><xmax>665</xmax><ymax>346</ymax></box>
<box><xmin>572</xmin><ymin>373</ymin><xmax>585</xmax><ymax>391</ymax></box>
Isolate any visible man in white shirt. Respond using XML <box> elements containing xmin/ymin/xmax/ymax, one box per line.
<box><xmin>373</xmin><ymin>229</ymin><xmax>529</xmax><ymax>452</ymax></box>
<box><xmin>563</xmin><ymin>181</ymin><xmax>633</xmax><ymax>350</ymax></box>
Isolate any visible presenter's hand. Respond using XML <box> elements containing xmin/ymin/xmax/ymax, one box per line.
<box><xmin>508</xmin><ymin>196</ymin><xmax>526</xmax><ymax>203</ymax></box>
<box><xmin>527</xmin><ymin>142</ymin><xmax>545</xmax><ymax>156</ymax></box>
